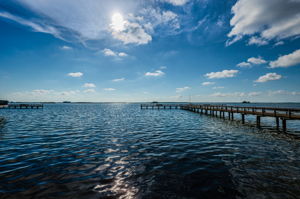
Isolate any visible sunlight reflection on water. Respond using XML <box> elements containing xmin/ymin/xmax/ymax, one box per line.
<box><xmin>0</xmin><ymin>103</ymin><xmax>300</xmax><ymax>198</ymax></box>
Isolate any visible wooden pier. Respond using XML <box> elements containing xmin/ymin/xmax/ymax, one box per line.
<box><xmin>0</xmin><ymin>104</ymin><xmax>43</xmax><ymax>109</ymax></box>
<box><xmin>141</xmin><ymin>104</ymin><xmax>300</xmax><ymax>132</ymax></box>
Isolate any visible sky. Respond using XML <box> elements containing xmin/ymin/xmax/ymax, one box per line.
<box><xmin>0</xmin><ymin>0</ymin><xmax>300</xmax><ymax>102</ymax></box>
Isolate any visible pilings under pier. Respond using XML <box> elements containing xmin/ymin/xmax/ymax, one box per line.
<box><xmin>141</xmin><ymin>103</ymin><xmax>300</xmax><ymax>132</ymax></box>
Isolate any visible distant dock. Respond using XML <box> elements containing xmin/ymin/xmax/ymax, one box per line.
<box><xmin>141</xmin><ymin>103</ymin><xmax>300</xmax><ymax>132</ymax></box>
<box><xmin>0</xmin><ymin>104</ymin><xmax>43</xmax><ymax>109</ymax></box>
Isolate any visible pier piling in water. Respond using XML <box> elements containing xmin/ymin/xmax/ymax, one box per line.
<box><xmin>141</xmin><ymin>103</ymin><xmax>300</xmax><ymax>132</ymax></box>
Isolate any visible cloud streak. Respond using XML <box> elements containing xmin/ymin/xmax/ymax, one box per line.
<box><xmin>176</xmin><ymin>86</ymin><xmax>190</xmax><ymax>93</ymax></box>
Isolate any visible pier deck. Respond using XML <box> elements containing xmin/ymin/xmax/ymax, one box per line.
<box><xmin>141</xmin><ymin>104</ymin><xmax>300</xmax><ymax>132</ymax></box>
<box><xmin>0</xmin><ymin>104</ymin><xmax>43</xmax><ymax>109</ymax></box>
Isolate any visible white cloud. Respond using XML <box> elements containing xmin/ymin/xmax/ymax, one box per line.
<box><xmin>60</xmin><ymin>90</ymin><xmax>80</xmax><ymax>96</ymax></box>
<box><xmin>268</xmin><ymin>90</ymin><xmax>300</xmax><ymax>96</ymax></box>
<box><xmin>255</xmin><ymin>73</ymin><xmax>282</xmax><ymax>83</ymax></box>
<box><xmin>104</xmin><ymin>88</ymin><xmax>116</xmax><ymax>91</ymax></box>
<box><xmin>102</xmin><ymin>48</ymin><xmax>128</xmax><ymax>58</ymax></box>
<box><xmin>67</xmin><ymin>72</ymin><xmax>83</xmax><ymax>77</ymax></box>
<box><xmin>0</xmin><ymin>11</ymin><xmax>60</xmax><ymax>38</ymax></box>
<box><xmin>228</xmin><ymin>0</ymin><xmax>300</xmax><ymax>45</ymax></box>
<box><xmin>248</xmin><ymin>37</ymin><xmax>268</xmax><ymax>46</ymax></box>
<box><xmin>139</xmin><ymin>8</ymin><xmax>180</xmax><ymax>35</ymax></box>
<box><xmin>237</xmin><ymin>57</ymin><xmax>267</xmax><ymax>68</ymax></box>
<box><xmin>248</xmin><ymin>91</ymin><xmax>261</xmax><ymax>97</ymax></box>
<box><xmin>202</xmin><ymin>81</ymin><xmax>215</xmax><ymax>86</ymax></box>
<box><xmin>145</xmin><ymin>70</ymin><xmax>165</xmax><ymax>77</ymax></box>
<box><xmin>247</xmin><ymin>57</ymin><xmax>267</xmax><ymax>65</ymax></box>
<box><xmin>118</xmin><ymin>52</ymin><xmax>128</xmax><ymax>57</ymax></box>
<box><xmin>110</xmin><ymin>13</ymin><xmax>152</xmax><ymax>45</ymax></box>
<box><xmin>176</xmin><ymin>86</ymin><xmax>190</xmax><ymax>93</ymax></box>
<box><xmin>211</xmin><ymin>91</ymin><xmax>261</xmax><ymax>98</ymax></box>
<box><xmin>274</xmin><ymin>41</ymin><xmax>284</xmax><ymax>46</ymax></box>
<box><xmin>112</xmin><ymin>78</ymin><xmax>125</xmax><ymax>82</ymax></box>
<box><xmin>212</xmin><ymin>86</ymin><xmax>224</xmax><ymax>89</ymax></box>
<box><xmin>83</xmin><ymin>89</ymin><xmax>96</xmax><ymax>93</ymax></box>
<box><xmin>61</xmin><ymin>45</ymin><xmax>72</xmax><ymax>50</ymax></box>
<box><xmin>83</xmin><ymin>83</ymin><xmax>96</xmax><ymax>88</ymax></box>
<box><xmin>237</xmin><ymin>62</ymin><xmax>251</xmax><ymax>68</ymax></box>
<box><xmin>211</xmin><ymin>92</ymin><xmax>243</xmax><ymax>97</ymax></box>
<box><xmin>205</xmin><ymin>70</ymin><xmax>238</xmax><ymax>79</ymax></box>
<box><xmin>32</xmin><ymin>89</ymin><xmax>54</xmax><ymax>94</ymax></box>
<box><xmin>162</xmin><ymin>0</ymin><xmax>189</xmax><ymax>6</ymax></box>
<box><xmin>17</xmin><ymin>0</ymin><xmax>140</xmax><ymax>41</ymax></box>
<box><xmin>102</xmin><ymin>48</ymin><xmax>117</xmax><ymax>56</ymax></box>
<box><xmin>269</xmin><ymin>49</ymin><xmax>300</xmax><ymax>68</ymax></box>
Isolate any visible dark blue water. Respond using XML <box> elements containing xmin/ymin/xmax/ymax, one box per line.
<box><xmin>0</xmin><ymin>103</ymin><xmax>300</xmax><ymax>199</ymax></box>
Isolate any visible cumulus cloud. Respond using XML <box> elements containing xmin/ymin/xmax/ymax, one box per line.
<box><xmin>118</xmin><ymin>52</ymin><xmax>128</xmax><ymax>57</ymax></box>
<box><xmin>145</xmin><ymin>70</ymin><xmax>165</xmax><ymax>77</ymax></box>
<box><xmin>269</xmin><ymin>49</ymin><xmax>300</xmax><ymax>68</ymax></box>
<box><xmin>83</xmin><ymin>83</ymin><xmax>96</xmax><ymax>88</ymax></box>
<box><xmin>104</xmin><ymin>88</ymin><xmax>116</xmax><ymax>91</ymax></box>
<box><xmin>248</xmin><ymin>57</ymin><xmax>267</xmax><ymax>65</ymax></box>
<box><xmin>162</xmin><ymin>0</ymin><xmax>189</xmax><ymax>6</ymax></box>
<box><xmin>202</xmin><ymin>81</ymin><xmax>215</xmax><ymax>86</ymax></box>
<box><xmin>205</xmin><ymin>70</ymin><xmax>238</xmax><ymax>79</ymax></box>
<box><xmin>255</xmin><ymin>73</ymin><xmax>282</xmax><ymax>83</ymax></box>
<box><xmin>237</xmin><ymin>62</ymin><xmax>251</xmax><ymax>68</ymax></box>
<box><xmin>176</xmin><ymin>86</ymin><xmax>190</xmax><ymax>93</ymax></box>
<box><xmin>102</xmin><ymin>48</ymin><xmax>117</xmax><ymax>56</ymax></box>
<box><xmin>102</xmin><ymin>48</ymin><xmax>128</xmax><ymax>58</ymax></box>
<box><xmin>112</xmin><ymin>78</ymin><xmax>125</xmax><ymax>82</ymax></box>
<box><xmin>237</xmin><ymin>57</ymin><xmax>267</xmax><ymax>68</ymax></box>
<box><xmin>110</xmin><ymin>13</ymin><xmax>152</xmax><ymax>45</ymax></box>
<box><xmin>228</xmin><ymin>0</ymin><xmax>300</xmax><ymax>45</ymax></box>
<box><xmin>67</xmin><ymin>72</ymin><xmax>83</xmax><ymax>77</ymax></box>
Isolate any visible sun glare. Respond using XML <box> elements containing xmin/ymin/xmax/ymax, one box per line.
<box><xmin>111</xmin><ymin>12</ymin><xmax>125</xmax><ymax>31</ymax></box>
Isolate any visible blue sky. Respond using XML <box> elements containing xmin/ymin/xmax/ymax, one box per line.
<box><xmin>0</xmin><ymin>0</ymin><xmax>300</xmax><ymax>102</ymax></box>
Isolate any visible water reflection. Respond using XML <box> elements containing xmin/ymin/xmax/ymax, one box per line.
<box><xmin>0</xmin><ymin>103</ymin><xmax>300</xmax><ymax>198</ymax></box>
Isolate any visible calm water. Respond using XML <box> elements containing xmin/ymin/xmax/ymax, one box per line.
<box><xmin>0</xmin><ymin>103</ymin><xmax>300</xmax><ymax>199</ymax></box>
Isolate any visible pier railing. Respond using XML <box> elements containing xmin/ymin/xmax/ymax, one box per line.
<box><xmin>141</xmin><ymin>103</ymin><xmax>300</xmax><ymax>132</ymax></box>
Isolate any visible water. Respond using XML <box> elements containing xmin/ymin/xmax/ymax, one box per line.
<box><xmin>0</xmin><ymin>103</ymin><xmax>300</xmax><ymax>199</ymax></box>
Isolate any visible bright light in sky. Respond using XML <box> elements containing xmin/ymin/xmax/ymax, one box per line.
<box><xmin>111</xmin><ymin>12</ymin><xmax>125</xmax><ymax>31</ymax></box>
<box><xmin>0</xmin><ymin>0</ymin><xmax>300</xmax><ymax>102</ymax></box>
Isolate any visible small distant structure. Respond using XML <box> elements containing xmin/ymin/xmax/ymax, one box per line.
<box><xmin>0</xmin><ymin>100</ymin><xmax>8</xmax><ymax>105</ymax></box>
<box><xmin>63</xmin><ymin>101</ymin><xmax>71</xmax><ymax>103</ymax></box>
<box><xmin>242</xmin><ymin>101</ymin><xmax>250</xmax><ymax>104</ymax></box>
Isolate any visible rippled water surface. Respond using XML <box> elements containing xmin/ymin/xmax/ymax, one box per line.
<box><xmin>1</xmin><ymin>103</ymin><xmax>300</xmax><ymax>199</ymax></box>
